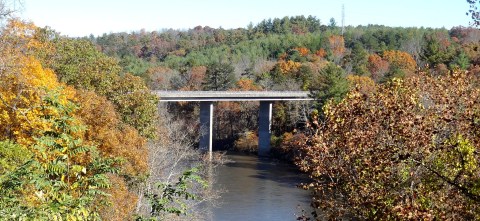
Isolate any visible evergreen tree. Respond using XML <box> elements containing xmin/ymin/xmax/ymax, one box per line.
<box><xmin>203</xmin><ymin>62</ymin><xmax>235</xmax><ymax>91</ymax></box>
<box><xmin>309</xmin><ymin>63</ymin><xmax>350</xmax><ymax>110</ymax></box>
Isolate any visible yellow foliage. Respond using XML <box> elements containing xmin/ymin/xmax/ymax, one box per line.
<box><xmin>0</xmin><ymin>19</ymin><xmax>73</xmax><ymax>146</ymax></box>
<box><xmin>0</xmin><ymin>18</ymin><xmax>149</xmax><ymax>219</ymax></box>
<box><xmin>76</xmin><ymin>90</ymin><xmax>148</xmax><ymax>177</ymax></box>
<box><xmin>22</xmin><ymin>56</ymin><xmax>59</xmax><ymax>90</ymax></box>
<box><xmin>382</xmin><ymin>50</ymin><xmax>417</xmax><ymax>73</ymax></box>
<box><xmin>0</xmin><ymin>55</ymin><xmax>74</xmax><ymax>146</ymax></box>
<box><xmin>97</xmin><ymin>174</ymin><xmax>138</xmax><ymax>221</ymax></box>
<box><xmin>2</xmin><ymin>19</ymin><xmax>55</xmax><ymax>59</ymax></box>
<box><xmin>278</xmin><ymin>60</ymin><xmax>302</xmax><ymax>74</ymax></box>
<box><xmin>347</xmin><ymin>75</ymin><xmax>376</xmax><ymax>94</ymax></box>
<box><xmin>235</xmin><ymin>131</ymin><xmax>258</xmax><ymax>152</ymax></box>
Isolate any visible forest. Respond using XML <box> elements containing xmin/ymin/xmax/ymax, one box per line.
<box><xmin>0</xmin><ymin>0</ymin><xmax>480</xmax><ymax>220</ymax></box>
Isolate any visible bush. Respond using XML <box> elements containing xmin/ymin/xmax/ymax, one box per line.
<box><xmin>234</xmin><ymin>131</ymin><xmax>258</xmax><ymax>153</ymax></box>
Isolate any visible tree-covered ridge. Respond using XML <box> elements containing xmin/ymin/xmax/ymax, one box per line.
<box><xmin>88</xmin><ymin>17</ymin><xmax>478</xmax><ymax>91</ymax></box>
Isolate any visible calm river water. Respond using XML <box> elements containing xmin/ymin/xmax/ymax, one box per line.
<box><xmin>211</xmin><ymin>152</ymin><xmax>312</xmax><ymax>221</ymax></box>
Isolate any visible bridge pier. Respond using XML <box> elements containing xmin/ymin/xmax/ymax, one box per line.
<box><xmin>258</xmin><ymin>101</ymin><xmax>273</xmax><ymax>156</ymax></box>
<box><xmin>199</xmin><ymin>101</ymin><xmax>213</xmax><ymax>159</ymax></box>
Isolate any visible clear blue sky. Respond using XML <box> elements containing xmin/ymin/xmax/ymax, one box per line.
<box><xmin>21</xmin><ymin>0</ymin><xmax>470</xmax><ymax>37</ymax></box>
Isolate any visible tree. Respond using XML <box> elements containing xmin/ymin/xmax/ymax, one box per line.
<box><xmin>0</xmin><ymin>39</ymin><xmax>116</xmax><ymax>218</ymax></box>
<box><xmin>422</xmin><ymin>32</ymin><xmax>456</xmax><ymax>68</ymax></box>
<box><xmin>38</xmin><ymin>36</ymin><xmax>159</xmax><ymax>139</ymax></box>
<box><xmin>467</xmin><ymin>0</ymin><xmax>480</xmax><ymax>26</ymax></box>
<box><xmin>0</xmin><ymin>0</ymin><xmax>22</xmax><ymax>19</ymax></box>
<box><xmin>0</xmin><ymin>18</ymin><xmax>151</xmax><ymax>220</ymax></box>
<box><xmin>450</xmin><ymin>51</ymin><xmax>470</xmax><ymax>70</ymax></box>
<box><xmin>347</xmin><ymin>42</ymin><xmax>369</xmax><ymax>76</ymax></box>
<box><xmin>108</xmin><ymin>74</ymin><xmax>159</xmax><ymax>139</ymax></box>
<box><xmin>46</xmin><ymin>38</ymin><xmax>121</xmax><ymax>94</ymax></box>
<box><xmin>203</xmin><ymin>61</ymin><xmax>235</xmax><ymax>91</ymax></box>
<box><xmin>328</xmin><ymin>18</ymin><xmax>337</xmax><ymax>29</ymax></box>
<box><xmin>382</xmin><ymin>50</ymin><xmax>417</xmax><ymax>72</ymax></box>
<box><xmin>382</xmin><ymin>50</ymin><xmax>417</xmax><ymax>79</ymax></box>
<box><xmin>308</xmin><ymin>63</ymin><xmax>349</xmax><ymax>109</ymax></box>
<box><xmin>297</xmin><ymin>71</ymin><xmax>480</xmax><ymax>219</ymax></box>
<box><xmin>328</xmin><ymin>35</ymin><xmax>346</xmax><ymax>64</ymax></box>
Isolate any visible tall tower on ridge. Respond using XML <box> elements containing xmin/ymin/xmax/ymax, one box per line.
<box><xmin>341</xmin><ymin>4</ymin><xmax>345</xmax><ymax>35</ymax></box>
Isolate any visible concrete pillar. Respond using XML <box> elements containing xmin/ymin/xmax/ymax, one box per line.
<box><xmin>199</xmin><ymin>101</ymin><xmax>213</xmax><ymax>159</ymax></box>
<box><xmin>258</xmin><ymin>101</ymin><xmax>273</xmax><ymax>156</ymax></box>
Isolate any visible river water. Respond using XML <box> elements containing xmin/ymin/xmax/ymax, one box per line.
<box><xmin>211</xmin><ymin>152</ymin><xmax>312</xmax><ymax>221</ymax></box>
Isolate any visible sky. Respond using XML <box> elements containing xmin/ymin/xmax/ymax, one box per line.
<box><xmin>19</xmin><ymin>0</ymin><xmax>472</xmax><ymax>37</ymax></box>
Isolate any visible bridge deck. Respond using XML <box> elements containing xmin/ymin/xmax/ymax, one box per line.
<box><xmin>154</xmin><ymin>91</ymin><xmax>313</xmax><ymax>102</ymax></box>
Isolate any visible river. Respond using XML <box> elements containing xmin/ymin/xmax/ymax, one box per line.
<box><xmin>211</xmin><ymin>152</ymin><xmax>312</xmax><ymax>221</ymax></box>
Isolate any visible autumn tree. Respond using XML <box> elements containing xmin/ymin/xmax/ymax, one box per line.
<box><xmin>298</xmin><ymin>71</ymin><xmax>480</xmax><ymax>219</ymax></box>
<box><xmin>36</xmin><ymin>34</ymin><xmax>159</xmax><ymax>139</ymax></box>
<box><xmin>0</xmin><ymin>19</ymin><xmax>154</xmax><ymax>220</ymax></box>
<box><xmin>0</xmin><ymin>21</ymin><xmax>116</xmax><ymax>218</ymax></box>
<box><xmin>382</xmin><ymin>50</ymin><xmax>417</xmax><ymax>79</ymax></box>
<box><xmin>367</xmin><ymin>53</ymin><xmax>390</xmax><ymax>81</ymax></box>
<box><xmin>328</xmin><ymin>35</ymin><xmax>346</xmax><ymax>64</ymax></box>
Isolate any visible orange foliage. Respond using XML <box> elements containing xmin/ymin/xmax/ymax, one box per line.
<box><xmin>328</xmin><ymin>35</ymin><xmax>345</xmax><ymax>62</ymax></box>
<box><xmin>273</xmin><ymin>132</ymin><xmax>307</xmax><ymax>160</ymax></box>
<box><xmin>367</xmin><ymin>54</ymin><xmax>390</xmax><ymax>81</ymax></box>
<box><xmin>234</xmin><ymin>131</ymin><xmax>258</xmax><ymax>152</ymax></box>
<box><xmin>97</xmin><ymin>174</ymin><xmax>138</xmax><ymax>221</ymax></box>
<box><xmin>382</xmin><ymin>50</ymin><xmax>417</xmax><ymax>73</ymax></box>
<box><xmin>76</xmin><ymin>90</ymin><xmax>148</xmax><ymax>177</ymax></box>
<box><xmin>294</xmin><ymin>47</ymin><xmax>310</xmax><ymax>57</ymax></box>
<box><xmin>233</xmin><ymin>78</ymin><xmax>262</xmax><ymax>91</ymax></box>
<box><xmin>315</xmin><ymin>48</ymin><xmax>327</xmax><ymax>58</ymax></box>
<box><xmin>180</xmin><ymin>66</ymin><xmax>206</xmax><ymax>91</ymax></box>
<box><xmin>278</xmin><ymin>60</ymin><xmax>302</xmax><ymax>74</ymax></box>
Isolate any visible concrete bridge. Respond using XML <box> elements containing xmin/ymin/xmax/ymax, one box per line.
<box><xmin>154</xmin><ymin>91</ymin><xmax>313</xmax><ymax>157</ymax></box>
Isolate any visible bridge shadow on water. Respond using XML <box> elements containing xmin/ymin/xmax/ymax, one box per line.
<box><xmin>223</xmin><ymin>152</ymin><xmax>311</xmax><ymax>190</ymax></box>
<box><xmin>212</xmin><ymin>151</ymin><xmax>313</xmax><ymax>221</ymax></box>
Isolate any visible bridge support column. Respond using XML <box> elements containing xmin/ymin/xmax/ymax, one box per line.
<box><xmin>258</xmin><ymin>101</ymin><xmax>273</xmax><ymax>156</ymax></box>
<box><xmin>199</xmin><ymin>101</ymin><xmax>213</xmax><ymax>159</ymax></box>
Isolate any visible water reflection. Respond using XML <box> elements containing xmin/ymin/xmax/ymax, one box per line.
<box><xmin>211</xmin><ymin>152</ymin><xmax>311</xmax><ymax>221</ymax></box>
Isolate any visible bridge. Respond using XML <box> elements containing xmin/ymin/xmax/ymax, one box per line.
<box><xmin>154</xmin><ymin>91</ymin><xmax>313</xmax><ymax>157</ymax></box>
